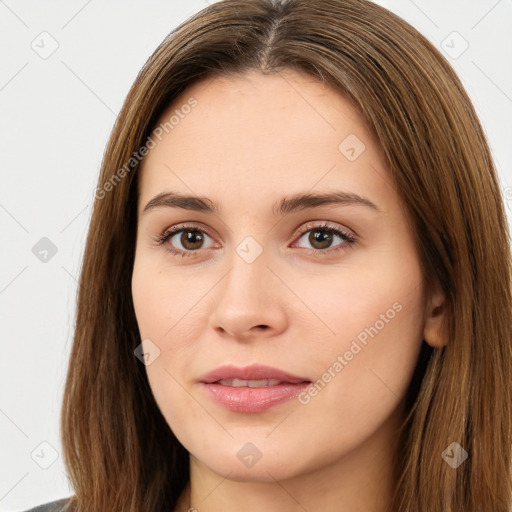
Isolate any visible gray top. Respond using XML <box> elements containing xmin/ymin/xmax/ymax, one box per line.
<box><xmin>21</xmin><ymin>497</ymin><xmax>73</xmax><ymax>512</ymax></box>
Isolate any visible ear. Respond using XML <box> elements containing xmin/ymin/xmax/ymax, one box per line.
<box><xmin>423</xmin><ymin>282</ymin><xmax>447</xmax><ymax>348</ymax></box>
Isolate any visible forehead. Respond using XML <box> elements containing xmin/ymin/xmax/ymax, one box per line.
<box><xmin>163</xmin><ymin>69</ymin><xmax>367</xmax><ymax>139</ymax></box>
<box><xmin>137</xmin><ymin>69</ymin><xmax>394</xmax><ymax>215</ymax></box>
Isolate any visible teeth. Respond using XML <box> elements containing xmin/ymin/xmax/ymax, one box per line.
<box><xmin>217</xmin><ymin>378</ymin><xmax>282</xmax><ymax>387</ymax></box>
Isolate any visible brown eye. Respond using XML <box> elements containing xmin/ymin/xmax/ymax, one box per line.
<box><xmin>308</xmin><ymin>229</ymin><xmax>334</xmax><ymax>250</ymax></box>
<box><xmin>295</xmin><ymin>225</ymin><xmax>354</xmax><ymax>252</ymax></box>
<box><xmin>159</xmin><ymin>226</ymin><xmax>215</xmax><ymax>255</ymax></box>
<box><xmin>179</xmin><ymin>230</ymin><xmax>206</xmax><ymax>250</ymax></box>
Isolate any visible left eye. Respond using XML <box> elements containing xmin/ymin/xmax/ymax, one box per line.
<box><xmin>294</xmin><ymin>226</ymin><xmax>355</xmax><ymax>251</ymax></box>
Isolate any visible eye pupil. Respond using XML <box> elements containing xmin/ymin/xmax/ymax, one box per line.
<box><xmin>309</xmin><ymin>230</ymin><xmax>333</xmax><ymax>249</ymax></box>
<box><xmin>181</xmin><ymin>230</ymin><xmax>204</xmax><ymax>250</ymax></box>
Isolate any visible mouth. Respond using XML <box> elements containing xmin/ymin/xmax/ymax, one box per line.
<box><xmin>215</xmin><ymin>378</ymin><xmax>293</xmax><ymax>387</ymax></box>
<box><xmin>199</xmin><ymin>364</ymin><xmax>311</xmax><ymax>413</ymax></box>
<box><xmin>199</xmin><ymin>363</ymin><xmax>310</xmax><ymax>385</ymax></box>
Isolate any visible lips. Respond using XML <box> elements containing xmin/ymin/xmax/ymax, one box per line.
<box><xmin>198</xmin><ymin>364</ymin><xmax>312</xmax><ymax>413</ymax></box>
<box><xmin>199</xmin><ymin>364</ymin><xmax>311</xmax><ymax>385</ymax></box>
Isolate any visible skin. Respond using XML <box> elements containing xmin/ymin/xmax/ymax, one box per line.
<box><xmin>131</xmin><ymin>69</ymin><xmax>446</xmax><ymax>512</ymax></box>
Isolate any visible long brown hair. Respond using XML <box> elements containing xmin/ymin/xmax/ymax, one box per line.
<box><xmin>60</xmin><ymin>1</ymin><xmax>512</xmax><ymax>510</ymax></box>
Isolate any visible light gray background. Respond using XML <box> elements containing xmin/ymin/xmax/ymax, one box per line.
<box><xmin>1</xmin><ymin>1</ymin><xmax>511</xmax><ymax>511</ymax></box>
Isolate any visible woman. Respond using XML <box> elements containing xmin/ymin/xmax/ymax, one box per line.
<box><xmin>24</xmin><ymin>0</ymin><xmax>512</xmax><ymax>511</ymax></box>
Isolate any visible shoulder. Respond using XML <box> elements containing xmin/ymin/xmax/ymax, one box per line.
<box><xmin>20</xmin><ymin>497</ymin><xmax>74</xmax><ymax>512</ymax></box>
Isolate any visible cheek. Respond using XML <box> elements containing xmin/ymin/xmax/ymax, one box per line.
<box><xmin>305</xmin><ymin>237</ymin><xmax>425</xmax><ymax>363</ymax></box>
<box><xmin>131</xmin><ymin>258</ymin><xmax>211</xmax><ymax>428</ymax></box>
<box><xmin>291</xmin><ymin>248</ymin><xmax>426</xmax><ymax>436</ymax></box>
<box><xmin>131</xmin><ymin>257</ymin><xmax>204</xmax><ymax>344</ymax></box>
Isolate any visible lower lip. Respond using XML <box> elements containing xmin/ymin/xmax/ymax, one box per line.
<box><xmin>200</xmin><ymin>382</ymin><xmax>310</xmax><ymax>413</ymax></box>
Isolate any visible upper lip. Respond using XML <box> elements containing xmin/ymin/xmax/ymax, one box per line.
<box><xmin>199</xmin><ymin>364</ymin><xmax>311</xmax><ymax>384</ymax></box>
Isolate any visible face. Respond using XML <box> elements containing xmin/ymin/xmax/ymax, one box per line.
<box><xmin>131</xmin><ymin>69</ymin><xmax>429</xmax><ymax>482</ymax></box>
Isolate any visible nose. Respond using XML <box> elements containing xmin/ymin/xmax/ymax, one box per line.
<box><xmin>209</xmin><ymin>246</ymin><xmax>288</xmax><ymax>341</ymax></box>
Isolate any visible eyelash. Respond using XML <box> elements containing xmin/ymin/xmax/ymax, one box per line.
<box><xmin>154</xmin><ymin>222</ymin><xmax>357</xmax><ymax>258</ymax></box>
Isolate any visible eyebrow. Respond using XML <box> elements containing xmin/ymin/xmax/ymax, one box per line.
<box><xmin>142</xmin><ymin>190</ymin><xmax>380</xmax><ymax>216</ymax></box>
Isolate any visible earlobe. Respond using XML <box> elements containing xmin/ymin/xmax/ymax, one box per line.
<box><xmin>423</xmin><ymin>286</ymin><xmax>447</xmax><ymax>348</ymax></box>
